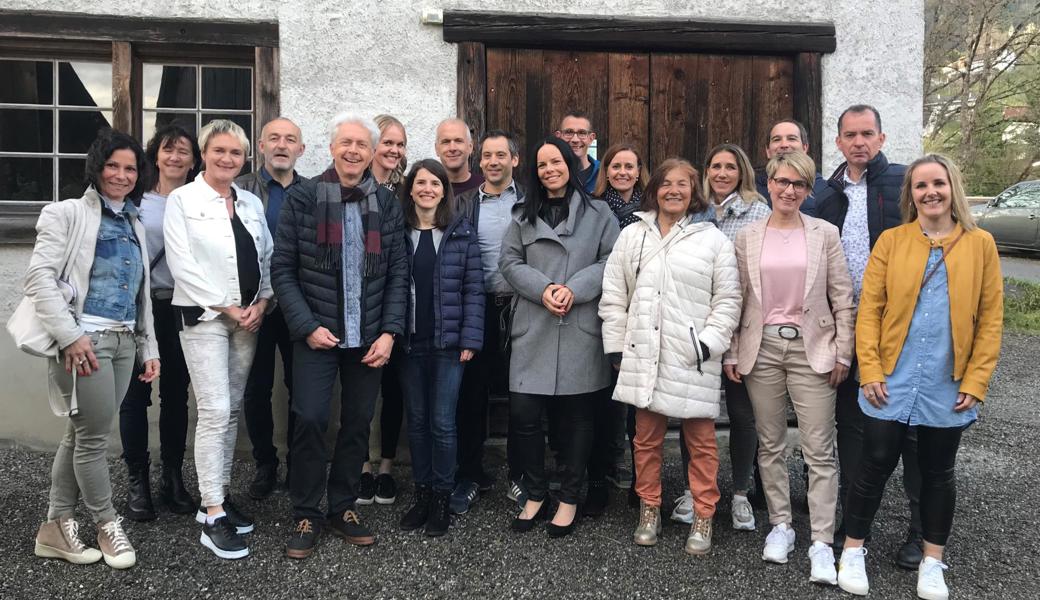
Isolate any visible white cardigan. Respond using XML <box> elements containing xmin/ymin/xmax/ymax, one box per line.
<box><xmin>599</xmin><ymin>211</ymin><xmax>741</xmax><ymax>419</ymax></box>
<box><xmin>164</xmin><ymin>173</ymin><xmax>273</xmax><ymax>321</ymax></box>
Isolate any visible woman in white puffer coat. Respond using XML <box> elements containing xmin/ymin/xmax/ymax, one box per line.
<box><xmin>599</xmin><ymin>158</ymin><xmax>741</xmax><ymax>556</ymax></box>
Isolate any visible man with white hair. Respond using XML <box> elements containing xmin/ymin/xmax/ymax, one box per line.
<box><xmin>271</xmin><ymin>113</ymin><xmax>408</xmax><ymax>559</ymax></box>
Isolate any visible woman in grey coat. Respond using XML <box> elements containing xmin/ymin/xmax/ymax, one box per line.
<box><xmin>499</xmin><ymin>137</ymin><xmax>620</xmax><ymax>537</ymax></box>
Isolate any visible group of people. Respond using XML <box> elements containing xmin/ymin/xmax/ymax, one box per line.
<box><xmin>20</xmin><ymin>102</ymin><xmax>1002</xmax><ymax>600</ymax></box>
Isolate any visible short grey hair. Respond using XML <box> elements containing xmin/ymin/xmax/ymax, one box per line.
<box><xmin>328</xmin><ymin>112</ymin><xmax>380</xmax><ymax>147</ymax></box>
<box><xmin>436</xmin><ymin>118</ymin><xmax>472</xmax><ymax>143</ymax></box>
<box><xmin>199</xmin><ymin>119</ymin><xmax>250</xmax><ymax>153</ymax></box>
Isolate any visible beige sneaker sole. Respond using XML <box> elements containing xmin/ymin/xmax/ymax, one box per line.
<box><xmin>34</xmin><ymin>541</ymin><xmax>103</xmax><ymax>564</ymax></box>
<box><xmin>102</xmin><ymin>550</ymin><xmax>137</xmax><ymax>569</ymax></box>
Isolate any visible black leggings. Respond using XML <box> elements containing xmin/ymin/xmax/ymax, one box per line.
<box><xmin>845</xmin><ymin>415</ymin><xmax>965</xmax><ymax>546</ymax></box>
<box><xmin>511</xmin><ymin>391</ymin><xmax>596</xmax><ymax>505</ymax></box>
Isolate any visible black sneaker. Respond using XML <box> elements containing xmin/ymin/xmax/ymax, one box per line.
<box><xmin>583</xmin><ymin>480</ymin><xmax>609</xmax><ymax>518</ymax></box>
<box><xmin>248</xmin><ymin>463</ymin><xmax>278</xmax><ymax>500</ymax></box>
<box><xmin>286</xmin><ymin>518</ymin><xmax>320</xmax><ymax>560</ymax></box>
<box><xmin>474</xmin><ymin>471</ymin><xmax>496</xmax><ymax>493</ymax></box>
<box><xmin>400</xmin><ymin>486</ymin><xmax>431</xmax><ymax>531</ymax></box>
<box><xmin>327</xmin><ymin>508</ymin><xmax>375</xmax><ymax>546</ymax></box>
<box><xmin>449</xmin><ymin>480</ymin><xmax>480</xmax><ymax>515</ymax></box>
<box><xmin>356</xmin><ymin>473</ymin><xmax>376</xmax><ymax>505</ymax></box>
<box><xmin>200</xmin><ymin>516</ymin><xmax>248</xmax><ymax>560</ymax></box>
<box><xmin>375</xmin><ymin>473</ymin><xmax>397</xmax><ymax>505</ymax></box>
<box><xmin>223</xmin><ymin>497</ymin><xmax>255</xmax><ymax>534</ymax></box>
<box><xmin>425</xmin><ymin>491</ymin><xmax>451</xmax><ymax>537</ymax></box>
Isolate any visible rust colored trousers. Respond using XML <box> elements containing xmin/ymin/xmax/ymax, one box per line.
<box><xmin>633</xmin><ymin>408</ymin><xmax>720</xmax><ymax>518</ymax></box>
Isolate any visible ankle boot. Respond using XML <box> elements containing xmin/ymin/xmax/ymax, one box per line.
<box><xmin>125</xmin><ymin>462</ymin><xmax>156</xmax><ymax>522</ymax></box>
<box><xmin>160</xmin><ymin>461</ymin><xmax>197</xmax><ymax>515</ymax></box>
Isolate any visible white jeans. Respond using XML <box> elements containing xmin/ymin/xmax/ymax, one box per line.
<box><xmin>180</xmin><ymin>317</ymin><xmax>257</xmax><ymax>507</ymax></box>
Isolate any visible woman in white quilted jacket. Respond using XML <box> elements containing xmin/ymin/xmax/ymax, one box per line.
<box><xmin>599</xmin><ymin>158</ymin><xmax>741</xmax><ymax>555</ymax></box>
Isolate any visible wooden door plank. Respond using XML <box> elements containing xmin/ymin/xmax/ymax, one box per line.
<box><xmin>606</xmin><ymin>53</ymin><xmax>650</xmax><ymax>170</ymax></box>
<box><xmin>541</xmin><ymin>50</ymin><xmax>609</xmax><ymax>156</ymax></box>
<box><xmin>456</xmin><ymin>42</ymin><xmax>486</xmax><ymax>143</ymax></box>
<box><xmin>793</xmin><ymin>52</ymin><xmax>823</xmax><ymax>170</ymax></box>
<box><xmin>487</xmin><ymin>47</ymin><xmax>542</xmax><ymax>165</ymax></box>
<box><xmin>112</xmin><ymin>41</ymin><xmax>132</xmax><ymax>134</ymax></box>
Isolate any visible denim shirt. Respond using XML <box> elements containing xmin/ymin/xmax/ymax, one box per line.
<box><xmin>859</xmin><ymin>248</ymin><xmax>977</xmax><ymax>428</ymax></box>
<box><xmin>82</xmin><ymin>199</ymin><xmax>144</xmax><ymax>323</ymax></box>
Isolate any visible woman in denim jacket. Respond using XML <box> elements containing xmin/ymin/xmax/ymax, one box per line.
<box><xmin>26</xmin><ymin>129</ymin><xmax>160</xmax><ymax>570</ymax></box>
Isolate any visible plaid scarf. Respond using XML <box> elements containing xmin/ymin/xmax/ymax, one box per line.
<box><xmin>316</xmin><ymin>167</ymin><xmax>383</xmax><ymax>275</ymax></box>
<box><xmin>604</xmin><ymin>187</ymin><xmax>643</xmax><ymax>229</ymax></box>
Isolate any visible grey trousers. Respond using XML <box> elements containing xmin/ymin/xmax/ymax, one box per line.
<box><xmin>47</xmin><ymin>330</ymin><xmax>137</xmax><ymax>523</ymax></box>
<box><xmin>180</xmin><ymin>317</ymin><xmax>257</xmax><ymax>508</ymax></box>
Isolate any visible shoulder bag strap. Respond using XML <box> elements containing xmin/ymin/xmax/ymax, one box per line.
<box><xmin>920</xmin><ymin>229</ymin><xmax>965</xmax><ymax>290</ymax></box>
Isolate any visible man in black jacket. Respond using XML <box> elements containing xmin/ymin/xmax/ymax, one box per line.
<box><xmin>235</xmin><ymin>117</ymin><xmax>305</xmax><ymax>500</ymax></box>
<box><xmin>272</xmin><ymin>113</ymin><xmax>407</xmax><ymax>559</ymax></box>
<box><xmin>815</xmin><ymin>104</ymin><xmax>922</xmax><ymax>568</ymax></box>
<box><xmin>450</xmin><ymin>130</ymin><xmax>525</xmax><ymax>513</ymax></box>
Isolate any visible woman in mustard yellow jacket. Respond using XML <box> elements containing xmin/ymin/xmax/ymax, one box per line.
<box><xmin>836</xmin><ymin>155</ymin><xmax>1003</xmax><ymax>600</ymax></box>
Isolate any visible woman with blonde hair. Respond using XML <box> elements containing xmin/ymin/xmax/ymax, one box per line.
<box><xmin>725</xmin><ymin>151</ymin><xmax>854</xmax><ymax>585</ymax></box>
<box><xmin>836</xmin><ymin>155</ymin><xmax>1002</xmax><ymax>600</ymax></box>
<box><xmin>359</xmin><ymin>113</ymin><xmax>410</xmax><ymax>505</ymax></box>
<box><xmin>164</xmin><ymin>119</ymin><xmax>273</xmax><ymax>559</ymax></box>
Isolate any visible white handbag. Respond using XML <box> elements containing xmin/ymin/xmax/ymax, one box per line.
<box><xmin>6</xmin><ymin>213</ymin><xmax>82</xmax><ymax>417</ymax></box>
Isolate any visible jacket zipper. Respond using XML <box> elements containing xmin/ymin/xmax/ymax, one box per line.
<box><xmin>689</xmin><ymin>325</ymin><xmax>703</xmax><ymax>375</ymax></box>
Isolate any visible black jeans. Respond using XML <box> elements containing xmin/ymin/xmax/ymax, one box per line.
<box><xmin>368</xmin><ymin>347</ymin><xmax>404</xmax><ymax>462</ymax></box>
<box><xmin>289</xmin><ymin>343</ymin><xmax>382</xmax><ymax>520</ymax></box>
<box><xmin>836</xmin><ymin>368</ymin><xmax>922</xmax><ymax>534</ymax></box>
<box><xmin>119</xmin><ymin>296</ymin><xmax>191</xmax><ymax>467</ymax></box>
<box><xmin>589</xmin><ymin>370</ymin><xmax>625</xmax><ymax>482</ymax></box>
<box><xmin>511</xmin><ymin>391</ymin><xmax>597</xmax><ymax>505</ymax></box>
<box><xmin>457</xmin><ymin>295</ymin><xmax>511</xmax><ymax>481</ymax></box>
<box><xmin>242</xmin><ymin>306</ymin><xmax>294</xmax><ymax>467</ymax></box>
<box><xmin>723</xmin><ymin>375</ymin><xmax>758</xmax><ymax>494</ymax></box>
<box><xmin>844</xmin><ymin>415</ymin><xmax>964</xmax><ymax>546</ymax></box>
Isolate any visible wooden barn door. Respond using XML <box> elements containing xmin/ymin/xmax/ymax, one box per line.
<box><xmin>482</xmin><ymin>47</ymin><xmax>797</xmax><ymax>172</ymax></box>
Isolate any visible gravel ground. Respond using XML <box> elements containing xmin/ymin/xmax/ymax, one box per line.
<box><xmin>1</xmin><ymin>333</ymin><xmax>1037</xmax><ymax>600</ymax></box>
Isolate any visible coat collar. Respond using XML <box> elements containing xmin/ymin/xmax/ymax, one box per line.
<box><xmin>518</xmin><ymin>189</ymin><xmax>585</xmax><ymax>245</ymax></box>
<box><xmin>827</xmin><ymin>150</ymin><xmax>891</xmax><ymax>187</ymax></box>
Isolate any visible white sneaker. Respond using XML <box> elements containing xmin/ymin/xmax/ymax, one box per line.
<box><xmin>837</xmin><ymin>546</ymin><xmax>870</xmax><ymax>596</ymax></box>
<box><xmin>808</xmin><ymin>541</ymin><xmax>837</xmax><ymax>585</ymax></box>
<box><xmin>731</xmin><ymin>494</ymin><xmax>755</xmax><ymax>531</ymax></box>
<box><xmin>670</xmin><ymin>491</ymin><xmax>694</xmax><ymax>524</ymax></box>
<box><xmin>917</xmin><ymin>556</ymin><xmax>950</xmax><ymax>600</ymax></box>
<box><xmin>762</xmin><ymin>523</ymin><xmax>795</xmax><ymax>563</ymax></box>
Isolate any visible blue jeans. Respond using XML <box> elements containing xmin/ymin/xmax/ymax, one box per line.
<box><xmin>400</xmin><ymin>342</ymin><xmax>465</xmax><ymax>493</ymax></box>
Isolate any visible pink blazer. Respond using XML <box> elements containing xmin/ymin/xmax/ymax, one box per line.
<box><xmin>725</xmin><ymin>214</ymin><xmax>856</xmax><ymax>375</ymax></box>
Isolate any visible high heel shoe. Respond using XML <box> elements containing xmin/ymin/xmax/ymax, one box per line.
<box><xmin>546</xmin><ymin>503</ymin><xmax>580</xmax><ymax>538</ymax></box>
<box><xmin>511</xmin><ymin>499</ymin><xmax>549</xmax><ymax>533</ymax></box>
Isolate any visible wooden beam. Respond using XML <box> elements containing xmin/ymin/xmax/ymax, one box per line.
<box><xmin>111</xmin><ymin>41</ymin><xmax>132</xmax><ymax>134</ymax></box>
<box><xmin>255</xmin><ymin>46</ymin><xmax>281</xmax><ymax>132</ymax></box>
<box><xmin>443</xmin><ymin>11</ymin><xmax>836</xmax><ymax>55</ymax></box>
<box><xmin>0</xmin><ymin>10</ymin><xmax>278</xmax><ymax>47</ymax></box>
<box><xmin>793</xmin><ymin>52</ymin><xmax>824</xmax><ymax>170</ymax></box>
<box><xmin>456</xmin><ymin>42</ymin><xmax>487</xmax><ymax>144</ymax></box>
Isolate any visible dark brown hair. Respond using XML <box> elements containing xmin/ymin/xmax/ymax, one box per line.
<box><xmin>399</xmin><ymin>159</ymin><xmax>455</xmax><ymax>229</ymax></box>
<box><xmin>640</xmin><ymin>158</ymin><xmax>708</xmax><ymax>215</ymax></box>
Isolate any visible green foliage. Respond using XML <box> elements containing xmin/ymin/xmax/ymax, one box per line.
<box><xmin>1004</xmin><ymin>277</ymin><xmax>1040</xmax><ymax>333</ymax></box>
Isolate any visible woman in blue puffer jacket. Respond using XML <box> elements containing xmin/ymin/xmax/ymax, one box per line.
<box><xmin>395</xmin><ymin>159</ymin><xmax>485</xmax><ymax>537</ymax></box>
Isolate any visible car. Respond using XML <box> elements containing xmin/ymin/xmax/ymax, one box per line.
<box><xmin>970</xmin><ymin>180</ymin><xmax>1040</xmax><ymax>254</ymax></box>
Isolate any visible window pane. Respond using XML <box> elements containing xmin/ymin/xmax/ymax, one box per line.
<box><xmin>59</xmin><ymin>110</ymin><xmax>113</xmax><ymax>154</ymax></box>
<box><xmin>143</xmin><ymin>65</ymin><xmax>197</xmax><ymax>109</ymax></box>
<box><xmin>0</xmin><ymin>156</ymin><xmax>53</xmax><ymax>201</ymax></box>
<box><xmin>58</xmin><ymin>158</ymin><xmax>88</xmax><ymax>201</ymax></box>
<box><xmin>0</xmin><ymin>60</ymin><xmax>53</xmax><ymax>105</ymax></box>
<box><xmin>142</xmin><ymin>111</ymin><xmax>198</xmax><ymax>145</ymax></box>
<box><xmin>202</xmin><ymin>113</ymin><xmax>253</xmax><ymax>148</ymax></box>
<box><xmin>201</xmin><ymin>67</ymin><xmax>251</xmax><ymax>110</ymax></box>
<box><xmin>58</xmin><ymin>62</ymin><xmax>112</xmax><ymax>108</ymax></box>
<box><xmin>0</xmin><ymin>109</ymin><xmax>53</xmax><ymax>152</ymax></box>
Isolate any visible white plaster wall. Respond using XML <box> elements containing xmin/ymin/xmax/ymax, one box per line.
<box><xmin>0</xmin><ymin>0</ymin><xmax>923</xmax><ymax>450</ymax></box>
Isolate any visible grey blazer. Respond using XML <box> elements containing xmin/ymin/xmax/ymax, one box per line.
<box><xmin>498</xmin><ymin>191</ymin><xmax>620</xmax><ymax>395</ymax></box>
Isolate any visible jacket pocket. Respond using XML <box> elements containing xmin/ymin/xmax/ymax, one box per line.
<box><xmin>817</xmin><ymin>314</ymin><xmax>835</xmax><ymax>329</ymax></box>
<box><xmin>688</xmin><ymin>324</ymin><xmax>704</xmax><ymax>374</ymax></box>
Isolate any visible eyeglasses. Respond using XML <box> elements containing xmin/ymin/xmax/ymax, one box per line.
<box><xmin>557</xmin><ymin>129</ymin><xmax>593</xmax><ymax>140</ymax></box>
<box><xmin>771</xmin><ymin>177</ymin><xmax>810</xmax><ymax>193</ymax></box>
